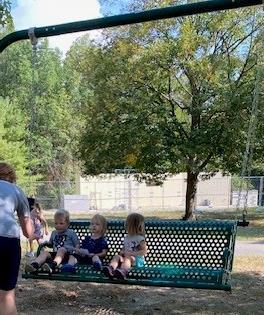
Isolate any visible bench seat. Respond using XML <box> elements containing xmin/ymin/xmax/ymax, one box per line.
<box><xmin>22</xmin><ymin>219</ymin><xmax>237</xmax><ymax>291</ymax></box>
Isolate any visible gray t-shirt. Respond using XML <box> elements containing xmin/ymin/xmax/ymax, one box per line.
<box><xmin>49</xmin><ymin>229</ymin><xmax>79</xmax><ymax>252</ymax></box>
<box><xmin>0</xmin><ymin>179</ymin><xmax>30</xmax><ymax>239</ymax></box>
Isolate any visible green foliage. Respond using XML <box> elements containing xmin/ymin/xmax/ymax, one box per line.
<box><xmin>0</xmin><ymin>0</ymin><xmax>12</xmax><ymax>27</ymax></box>
<box><xmin>0</xmin><ymin>35</ymin><xmax>81</xmax><ymax>182</ymax></box>
<box><xmin>71</xmin><ymin>5</ymin><xmax>262</xmax><ymax>178</ymax></box>
<box><xmin>0</xmin><ymin>97</ymin><xmax>30</xmax><ymax>184</ymax></box>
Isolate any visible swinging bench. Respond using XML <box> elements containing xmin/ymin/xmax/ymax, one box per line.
<box><xmin>23</xmin><ymin>219</ymin><xmax>237</xmax><ymax>291</ymax></box>
<box><xmin>1</xmin><ymin>0</ymin><xmax>261</xmax><ymax>291</ymax></box>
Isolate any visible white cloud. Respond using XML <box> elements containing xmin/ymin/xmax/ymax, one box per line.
<box><xmin>12</xmin><ymin>0</ymin><xmax>102</xmax><ymax>54</ymax></box>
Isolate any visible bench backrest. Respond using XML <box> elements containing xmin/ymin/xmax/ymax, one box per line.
<box><xmin>69</xmin><ymin>219</ymin><xmax>237</xmax><ymax>271</ymax></box>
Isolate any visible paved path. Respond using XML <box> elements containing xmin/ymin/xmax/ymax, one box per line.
<box><xmin>235</xmin><ymin>240</ymin><xmax>264</xmax><ymax>256</ymax></box>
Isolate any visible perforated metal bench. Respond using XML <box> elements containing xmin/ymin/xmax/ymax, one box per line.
<box><xmin>22</xmin><ymin>219</ymin><xmax>237</xmax><ymax>290</ymax></box>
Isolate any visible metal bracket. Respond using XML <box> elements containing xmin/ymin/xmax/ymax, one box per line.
<box><xmin>28</xmin><ymin>27</ymin><xmax>38</xmax><ymax>48</ymax></box>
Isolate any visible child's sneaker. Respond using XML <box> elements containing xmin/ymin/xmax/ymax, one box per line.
<box><xmin>93</xmin><ymin>261</ymin><xmax>102</xmax><ymax>271</ymax></box>
<box><xmin>42</xmin><ymin>263</ymin><xmax>57</xmax><ymax>273</ymax></box>
<box><xmin>102</xmin><ymin>266</ymin><xmax>114</xmax><ymax>278</ymax></box>
<box><xmin>61</xmin><ymin>264</ymin><xmax>76</xmax><ymax>274</ymax></box>
<box><xmin>25</xmin><ymin>252</ymin><xmax>35</xmax><ymax>259</ymax></box>
<box><xmin>114</xmin><ymin>268</ymin><xmax>128</xmax><ymax>280</ymax></box>
<box><xmin>25</xmin><ymin>262</ymin><xmax>39</xmax><ymax>273</ymax></box>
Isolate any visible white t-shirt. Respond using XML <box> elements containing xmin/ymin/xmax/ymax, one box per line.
<box><xmin>123</xmin><ymin>234</ymin><xmax>145</xmax><ymax>253</ymax></box>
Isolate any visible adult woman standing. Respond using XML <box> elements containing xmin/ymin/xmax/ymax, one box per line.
<box><xmin>0</xmin><ymin>162</ymin><xmax>33</xmax><ymax>315</ymax></box>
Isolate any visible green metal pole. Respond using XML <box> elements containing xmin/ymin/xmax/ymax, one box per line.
<box><xmin>0</xmin><ymin>0</ymin><xmax>262</xmax><ymax>52</ymax></box>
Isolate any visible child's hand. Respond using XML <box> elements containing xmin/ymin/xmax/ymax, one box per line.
<box><xmin>123</xmin><ymin>251</ymin><xmax>134</xmax><ymax>257</ymax></box>
<box><xmin>78</xmin><ymin>248</ymin><xmax>89</xmax><ymax>256</ymax></box>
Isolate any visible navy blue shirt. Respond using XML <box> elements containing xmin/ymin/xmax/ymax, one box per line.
<box><xmin>81</xmin><ymin>236</ymin><xmax>108</xmax><ymax>254</ymax></box>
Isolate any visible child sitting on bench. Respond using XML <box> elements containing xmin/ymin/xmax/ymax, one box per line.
<box><xmin>74</xmin><ymin>214</ymin><xmax>108</xmax><ymax>270</ymax></box>
<box><xmin>103</xmin><ymin>213</ymin><xmax>148</xmax><ymax>279</ymax></box>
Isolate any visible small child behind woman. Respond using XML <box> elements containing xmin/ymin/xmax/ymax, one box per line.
<box><xmin>74</xmin><ymin>214</ymin><xmax>108</xmax><ymax>270</ymax></box>
<box><xmin>26</xmin><ymin>202</ymin><xmax>49</xmax><ymax>258</ymax></box>
<box><xmin>103</xmin><ymin>212</ymin><xmax>147</xmax><ymax>279</ymax></box>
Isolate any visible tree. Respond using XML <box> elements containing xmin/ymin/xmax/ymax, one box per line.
<box><xmin>70</xmin><ymin>2</ymin><xmax>263</xmax><ymax>219</ymax></box>
<box><xmin>0</xmin><ymin>35</ymin><xmax>81</xmax><ymax>182</ymax></box>
<box><xmin>0</xmin><ymin>0</ymin><xmax>11</xmax><ymax>27</ymax></box>
<box><xmin>0</xmin><ymin>97</ymin><xmax>30</xmax><ymax>185</ymax></box>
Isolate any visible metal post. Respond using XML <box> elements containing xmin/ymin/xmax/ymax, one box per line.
<box><xmin>259</xmin><ymin>176</ymin><xmax>264</xmax><ymax>206</ymax></box>
<box><xmin>0</xmin><ymin>0</ymin><xmax>262</xmax><ymax>52</ymax></box>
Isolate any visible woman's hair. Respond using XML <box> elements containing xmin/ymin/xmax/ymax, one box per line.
<box><xmin>0</xmin><ymin>162</ymin><xmax>17</xmax><ymax>183</ymax></box>
<box><xmin>91</xmin><ymin>214</ymin><xmax>107</xmax><ymax>235</ymax></box>
<box><xmin>54</xmin><ymin>209</ymin><xmax>70</xmax><ymax>224</ymax></box>
<box><xmin>126</xmin><ymin>213</ymin><xmax>145</xmax><ymax>235</ymax></box>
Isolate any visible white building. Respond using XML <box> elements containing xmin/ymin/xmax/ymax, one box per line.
<box><xmin>63</xmin><ymin>172</ymin><xmax>232</xmax><ymax>212</ymax></box>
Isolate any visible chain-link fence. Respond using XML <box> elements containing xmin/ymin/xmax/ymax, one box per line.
<box><xmin>21</xmin><ymin>175</ymin><xmax>264</xmax><ymax>212</ymax></box>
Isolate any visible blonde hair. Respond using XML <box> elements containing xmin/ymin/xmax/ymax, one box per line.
<box><xmin>91</xmin><ymin>214</ymin><xmax>107</xmax><ymax>235</ymax></box>
<box><xmin>34</xmin><ymin>202</ymin><xmax>43</xmax><ymax>213</ymax></box>
<box><xmin>0</xmin><ymin>162</ymin><xmax>17</xmax><ymax>183</ymax></box>
<box><xmin>126</xmin><ymin>213</ymin><xmax>145</xmax><ymax>235</ymax></box>
<box><xmin>54</xmin><ymin>209</ymin><xmax>70</xmax><ymax>224</ymax></box>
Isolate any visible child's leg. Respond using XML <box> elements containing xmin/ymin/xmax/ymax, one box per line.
<box><xmin>28</xmin><ymin>238</ymin><xmax>34</xmax><ymax>252</ymax></box>
<box><xmin>92</xmin><ymin>255</ymin><xmax>102</xmax><ymax>265</ymax></box>
<box><xmin>109</xmin><ymin>255</ymin><xmax>122</xmax><ymax>270</ymax></box>
<box><xmin>120</xmin><ymin>257</ymin><xmax>133</xmax><ymax>271</ymax></box>
<box><xmin>92</xmin><ymin>255</ymin><xmax>102</xmax><ymax>270</ymax></box>
<box><xmin>67</xmin><ymin>255</ymin><xmax>77</xmax><ymax>266</ymax></box>
<box><xmin>34</xmin><ymin>251</ymin><xmax>51</xmax><ymax>266</ymax></box>
<box><xmin>53</xmin><ymin>247</ymin><xmax>67</xmax><ymax>266</ymax></box>
<box><xmin>103</xmin><ymin>255</ymin><xmax>122</xmax><ymax>277</ymax></box>
<box><xmin>25</xmin><ymin>251</ymin><xmax>51</xmax><ymax>273</ymax></box>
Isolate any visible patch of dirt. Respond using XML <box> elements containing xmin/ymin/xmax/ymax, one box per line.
<box><xmin>17</xmin><ymin>258</ymin><xmax>264</xmax><ymax>315</ymax></box>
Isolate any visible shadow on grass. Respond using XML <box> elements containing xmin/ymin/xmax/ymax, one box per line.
<box><xmin>17</xmin><ymin>271</ymin><xmax>264</xmax><ymax>315</ymax></box>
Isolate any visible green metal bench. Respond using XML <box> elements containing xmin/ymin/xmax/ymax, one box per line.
<box><xmin>22</xmin><ymin>219</ymin><xmax>237</xmax><ymax>291</ymax></box>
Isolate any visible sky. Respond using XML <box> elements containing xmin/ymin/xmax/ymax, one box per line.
<box><xmin>11</xmin><ymin>0</ymin><xmax>103</xmax><ymax>55</ymax></box>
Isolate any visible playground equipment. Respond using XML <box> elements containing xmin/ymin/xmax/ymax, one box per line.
<box><xmin>0</xmin><ymin>0</ymin><xmax>262</xmax><ymax>53</ymax></box>
<box><xmin>23</xmin><ymin>219</ymin><xmax>237</xmax><ymax>291</ymax></box>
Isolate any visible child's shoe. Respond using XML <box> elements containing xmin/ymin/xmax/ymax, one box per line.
<box><xmin>25</xmin><ymin>262</ymin><xmax>39</xmax><ymax>273</ymax></box>
<box><xmin>42</xmin><ymin>263</ymin><xmax>53</xmax><ymax>273</ymax></box>
<box><xmin>102</xmin><ymin>266</ymin><xmax>114</xmax><ymax>278</ymax></box>
<box><xmin>93</xmin><ymin>261</ymin><xmax>102</xmax><ymax>271</ymax></box>
<box><xmin>25</xmin><ymin>251</ymin><xmax>35</xmax><ymax>259</ymax></box>
<box><xmin>114</xmin><ymin>268</ymin><xmax>128</xmax><ymax>279</ymax></box>
<box><xmin>42</xmin><ymin>261</ymin><xmax>57</xmax><ymax>273</ymax></box>
<box><xmin>61</xmin><ymin>264</ymin><xmax>76</xmax><ymax>273</ymax></box>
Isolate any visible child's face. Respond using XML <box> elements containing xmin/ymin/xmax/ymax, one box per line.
<box><xmin>90</xmin><ymin>219</ymin><xmax>103</xmax><ymax>236</ymax></box>
<box><xmin>54</xmin><ymin>215</ymin><xmax>68</xmax><ymax>232</ymax></box>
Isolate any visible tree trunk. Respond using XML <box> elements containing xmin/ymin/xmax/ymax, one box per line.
<box><xmin>183</xmin><ymin>170</ymin><xmax>199</xmax><ymax>220</ymax></box>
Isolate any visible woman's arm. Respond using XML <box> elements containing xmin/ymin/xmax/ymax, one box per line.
<box><xmin>18</xmin><ymin>215</ymin><xmax>34</xmax><ymax>238</ymax></box>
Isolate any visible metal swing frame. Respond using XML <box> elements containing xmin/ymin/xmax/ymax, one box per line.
<box><xmin>0</xmin><ymin>0</ymin><xmax>263</xmax><ymax>52</ymax></box>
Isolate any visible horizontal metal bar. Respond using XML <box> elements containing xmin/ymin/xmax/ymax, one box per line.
<box><xmin>0</xmin><ymin>0</ymin><xmax>262</xmax><ymax>53</ymax></box>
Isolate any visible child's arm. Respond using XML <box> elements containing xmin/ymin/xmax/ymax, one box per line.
<box><xmin>119</xmin><ymin>245</ymin><xmax>125</xmax><ymax>256</ymax></box>
<box><xmin>124</xmin><ymin>240</ymin><xmax>148</xmax><ymax>257</ymax></box>
<box><xmin>40</xmin><ymin>216</ymin><xmax>49</xmax><ymax>235</ymax></box>
<box><xmin>90</xmin><ymin>249</ymin><xmax>107</xmax><ymax>258</ymax></box>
